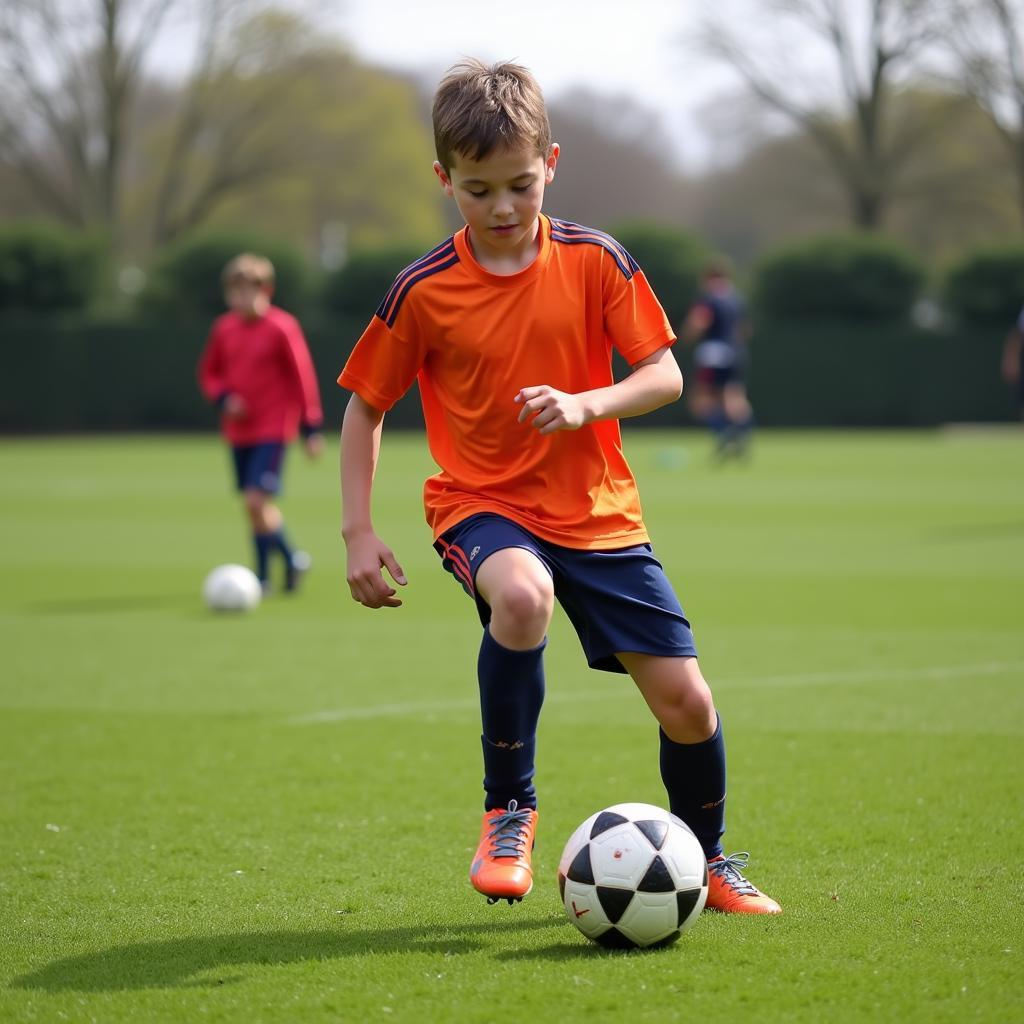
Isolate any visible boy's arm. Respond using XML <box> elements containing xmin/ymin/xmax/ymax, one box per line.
<box><xmin>515</xmin><ymin>345</ymin><xmax>682</xmax><ymax>435</ymax></box>
<box><xmin>340</xmin><ymin>393</ymin><xmax>408</xmax><ymax>609</ymax></box>
<box><xmin>197</xmin><ymin>328</ymin><xmax>228</xmax><ymax>405</ymax></box>
<box><xmin>280</xmin><ymin>319</ymin><xmax>324</xmax><ymax>439</ymax></box>
<box><xmin>680</xmin><ymin>303</ymin><xmax>711</xmax><ymax>345</ymax></box>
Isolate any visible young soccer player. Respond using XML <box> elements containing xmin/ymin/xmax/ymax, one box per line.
<box><xmin>681</xmin><ymin>259</ymin><xmax>755</xmax><ymax>458</ymax></box>
<box><xmin>198</xmin><ymin>253</ymin><xmax>324</xmax><ymax>593</ymax></box>
<box><xmin>338</xmin><ymin>61</ymin><xmax>781</xmax><ymax>914</ymax></box>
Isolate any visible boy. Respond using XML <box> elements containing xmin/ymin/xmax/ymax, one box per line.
<box><xmin>198</xmin><ymin>253</ymin><xmax>324</xmax><ymax>593</ymax></box>
<box><xmin>681</xmin><ymin>259</ymin><xmax>755</xmax><ymax>458</ymax></box>
<box><xmin>338</xmin><ymin>61</ymin><xmax>780</xmax><ymax>914</ymax></box>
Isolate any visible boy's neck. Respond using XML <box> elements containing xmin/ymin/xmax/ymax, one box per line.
<box><xmin>465</xmin><ymin>218</ymin><xmax>541</xmax><ymax>276</ymax></box>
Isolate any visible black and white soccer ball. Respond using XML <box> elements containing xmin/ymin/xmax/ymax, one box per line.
<box><xmin>558</xmin><ymin>802</ymin><xmax>708</xmax><ymax>949</ymax></box>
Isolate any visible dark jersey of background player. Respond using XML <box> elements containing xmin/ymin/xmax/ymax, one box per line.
<box><xmin>692</xmin><ymin>285</ymin><xmax>749</xmax><ymax>385</ymax></box>
<box><xmin>682</xmin><ymin>262</ymin><xmax>755</xmax><ymax>458</ymax></box>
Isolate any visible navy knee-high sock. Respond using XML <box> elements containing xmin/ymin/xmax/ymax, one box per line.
<box><xmin>725</xmin><ymin>412</ymin><xmax>755</xmax><ymax>445</ymax></box>
<box><xmin>703</xmin><ymin>409</ymin><xmax>730</xmax><ymax>440</ymax></box>
<box><xmin>253</xmin><ymin>533</ymin><xmax>273</xmax><ymax>583</ymax></box>
<box><xmin>268</xmin><ymin>527</ymin><xmax>294</xmax><ymax>565</ymax></box>
<box><xmin>659</xmin><ymin>714</ymin><xmax>726</xmax><ymax>859</ymax></box>
<box><xmin>477</xmin><ymin>627</ymin><xmax>546</xmax><ymax>811</ymax></box>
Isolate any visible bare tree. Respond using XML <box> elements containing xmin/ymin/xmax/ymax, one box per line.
<box><xmin>0</xmin><ymin>0</ymin><xmax>182</xmax><ymax>239</ymax></box>
<box><xmin>694</xmin><ymin>0</ymin><xmax>946</xmax><ymax>227</ymax></box>
<box><xmin>943</xmin><ymin>0</ymin><xmax>1024</xmax><ymax>229</ymax></box>
<box><xmin>146</xmin><ymin>7</ymin><xmax>334</xmax><ymax>245</ymax></box>
<box><xmin>0</xmin><ymin>0</ymin><xmax>340</xmax><ymax>251</ymax></box>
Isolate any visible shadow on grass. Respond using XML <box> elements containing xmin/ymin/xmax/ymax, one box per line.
<box><xmin>24</xmin><ymin>594</ymin><xmax>192</xmax><ymax>615</ymax></box>
<box><xmin>12</xmin><ymin>916</ymin><xmax>577</xmax><ymax>992</ymax></box>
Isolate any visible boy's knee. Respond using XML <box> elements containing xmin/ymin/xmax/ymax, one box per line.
<box><xmin>243</xmin><ymin>489</ymin><xmax>267</xmax><ymax>515</ymax></box>
<box><xmin>658</xmin><ymin>681</ymin><xmax>717</xmax><ymax>743</ymax></box>
<box><xmin>490</xmin><ymin>577</ymin><xmax>554</xmax><ymax>630</ymax></box>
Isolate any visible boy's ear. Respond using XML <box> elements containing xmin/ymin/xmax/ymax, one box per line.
<box><xmin>544</xmin><ymin>143</ymin><xmax>560</xmax><ymax>184</ymax></box>
<box><xmin>433</xmin><ymin>161</ymin><xmax>454</xmax><ymax>197</ymax></box>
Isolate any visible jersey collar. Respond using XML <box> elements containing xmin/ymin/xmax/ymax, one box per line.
<box><xmin>454</xmin><ymin>214</ymin><xmax>553</xmax><ymax>287</ymax></box>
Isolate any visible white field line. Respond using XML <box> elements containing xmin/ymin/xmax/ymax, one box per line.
<box><xmin>289</xmin><ymin>659</ymin><xmax>1024</xmax><ymax>725</ymax></box>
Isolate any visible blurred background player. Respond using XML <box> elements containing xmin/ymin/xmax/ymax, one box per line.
<box><xmin>1001</xmin><ymin>304</ymin><xmax>1024</xmax><ymax>421</ymax></box>
<box><xmin>198</xmin><ymin>253</ymin><xmax>324</xmax><ymax>593</ymax></box>
<box><xmin>681</xmin><ymin>258</ymin><xmax>754</xmax><ymax>457</ymax></box>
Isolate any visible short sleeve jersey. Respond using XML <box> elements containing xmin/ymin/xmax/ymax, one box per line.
<box><xmin>338</xmin><ymin>214</ymin><xmax>675</xmax><ymax>549</ymax></box>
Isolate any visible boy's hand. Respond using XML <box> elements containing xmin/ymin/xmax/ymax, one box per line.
<box><xmin>344</xmin><ymin>530</ymin><xmax>408</xmax><ymax>609</ymax></box>
<box><xmin>304</xmin><ymin>433</ymin><xmax>325</xmax><ymax>459</ymax></box>
<box><xmin>515</xmin><ymin>385</ymin><xmax>587</xmax><ymax>435</ymax></box>
<box><xmin>223</xmin><ymin>393</ymin><xmax>247</xmax><ymax>419</ymax></box>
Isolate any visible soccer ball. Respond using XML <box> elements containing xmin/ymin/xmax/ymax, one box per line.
<box><xmin>558</xmin><ymin>802</ymin><xmax>708</xmax><ymax>949</ymax></box>
<box><xmin>202</xmin><ymin>564</ymin><xmax>261</xmax><ymax>612</ymax></box>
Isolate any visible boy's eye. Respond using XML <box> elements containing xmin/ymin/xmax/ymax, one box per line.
<box><xmin>512</xmin><ymin>185</ymin><xmax>532</xmax><ymax>193</ymax></box>
<box><xmin>467</xmin><ymin>190</ymin><xmax>487</xmax><ymax>198</ymax></box>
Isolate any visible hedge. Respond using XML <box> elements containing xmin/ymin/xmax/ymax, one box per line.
<box><xmin>139</xmin><ymin>231</ymin><xmax>312</xmax><ymax>319</ymax></box>
<box><xmin>943</xmin><ymin>245</ymin><xmax>1024</xmax><ymax>325</ymax></box>
<box><xmin>0</xmin><ymin>224</ymin><xmax>106</xmax><ymax>312</ymax></box>
<box><xmin>754</xmin><ymin>233</ymin><xmax>925</xmax><ymax>320</ymax></box>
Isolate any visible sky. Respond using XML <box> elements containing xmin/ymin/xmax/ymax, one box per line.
<box><xmin>330</xmin><ymin>0</ymin><xmax>745</xmax><ymax>170</ymax></box>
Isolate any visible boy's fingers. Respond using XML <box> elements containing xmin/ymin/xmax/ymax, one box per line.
<box><xmin>369</xmin><ymin>572</ymin><xmax>402</xmax><ymax>608</ymax></box>
<box><xmin>382</xmin><ymin>552</ymin><xmax>408</xmax><ymax>586</ymax></box>
<box><xmin>515</xmin><ymin>386</ymin><xmax>547</xmax><ymax>403</ymax></box>
<box><xmin>518</xmin><ymin>396</ymin><xmax>552</xmax><ymax>423</ymax></box>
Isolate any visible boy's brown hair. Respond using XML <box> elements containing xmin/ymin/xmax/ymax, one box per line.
<box><xmin>432</xmin><ymin>59</ymin><xmax>551</xmax><ymax>172</ymax></box>
<box><xmin>222</xmin><ymin>253</ymin><xmax>275</xmax><ymax>289</ymax></box>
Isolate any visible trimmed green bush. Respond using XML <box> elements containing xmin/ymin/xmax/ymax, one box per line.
<box><xmin>322</xmin><ymin>244</ymin><xmax>429</xmax><ymax>321</ymax></box>
<box><xmin>754</xmin><ymin>233</ymin><xmax>925</xmax><ymax>319</ymax></box>
<box><xmin>0</xmin><ymin>223</ymin><xmax>105</xmax><ymax>312</ymax></box>
<box><xmin>140</xmin><ymin>231</ymin><xmax>311</xmax><ymax>319</ymax></box>
<box><xmin>607</xmin><ymin>223</ymin><xmax>708</xmax><ymax>326</ymax></box>
<box><xmin>943</xmin><ymin>245</ymin><xmax>1024</xmax><ymax>324</ymax></box>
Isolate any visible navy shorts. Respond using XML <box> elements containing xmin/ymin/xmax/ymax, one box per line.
<box><xmin>232</xmin><ymin>442</ymin><xmax>286</xmax><ymax>494</ymax></box>
<box><xmin>697</xmin><ymin>364</ymin><xmax>744</xmax><ymax>389</ymax></box>
<box><xmin>434</xmin><ymin>513</ymin><xmax>697</xmax><ymax>674</ymax></box>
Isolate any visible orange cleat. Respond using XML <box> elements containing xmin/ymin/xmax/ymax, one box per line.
<box><xmin>705</xmin><ymin>852</ymin><xmax>782</xmax><ymax>914</ymax></box>
<box><xmin>469</xmin><ymin>800</ymin><xmax>538</xmax><ymax>904</ymax></box>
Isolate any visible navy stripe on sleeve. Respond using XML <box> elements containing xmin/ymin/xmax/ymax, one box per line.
<box><xmin>376</xmin><ymin>238</ymin><xmax>458</xmax><ymax>324</ymax></box>
<box><xmin>549</xmin><ymin>219</ymin><xmax>639</xmax><ymax>279</ymax></box>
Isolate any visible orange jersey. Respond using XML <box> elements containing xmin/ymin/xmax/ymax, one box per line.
<box><xmin>338</xmin><ymin>214</ymin><xmax>676</xmax><ymax>549</ymax></box>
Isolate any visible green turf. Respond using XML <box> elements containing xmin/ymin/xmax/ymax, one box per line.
<box><xmin>1</xmin><ymin>429</ymin><xmax>1022</xmax><ymax>1023</ymax></box>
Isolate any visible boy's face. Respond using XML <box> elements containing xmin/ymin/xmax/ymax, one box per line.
<box><xmin>225</xmin><ymin>278</ymin><xmax>272</xmax><ymax>319</ymax></box>
<box><xmin>434</xmin><ymin>144</ymin><xmax>559</xmax><ymax>264</ymax></box>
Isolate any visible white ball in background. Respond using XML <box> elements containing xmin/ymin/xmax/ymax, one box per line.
<box><xmin>202</xmin><ymin>564</ymin><xmax>262</xmax><ymax>612</ymax></box>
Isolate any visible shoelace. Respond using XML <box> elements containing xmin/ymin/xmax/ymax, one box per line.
<box><xmin>486</xmin><ymin>799</ymin><xmax>532</xmax><ymax>859</ymax></box>
<box><xmin>708</xmin><ymin>851</ymin><xmax>760</xmax><ymax>896</ymax></box>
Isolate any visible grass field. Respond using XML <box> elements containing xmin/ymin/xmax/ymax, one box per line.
<box><xmin>1</xmin><ymin>429</ymin><xmax>1022</xmax><ymax>1023</ymax></box>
